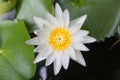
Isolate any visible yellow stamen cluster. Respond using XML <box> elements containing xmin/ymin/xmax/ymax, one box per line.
<box><xmin>49</xmin><ymin>27</ymin><xmax>71</xmax><ymax>51</ymax></box>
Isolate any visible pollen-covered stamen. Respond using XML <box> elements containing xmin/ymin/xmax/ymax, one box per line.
<box><xmin>49</xmin><ymin>27</ymin><xmax>71</xmax><ymax>51</ymax></box>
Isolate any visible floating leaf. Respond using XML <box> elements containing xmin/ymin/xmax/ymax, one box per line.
<box><xmin>15</xmin><ymin>0</ymin><xmax>53</xmax><ymax>31</ymax></box>
<box><xmin>56</xmin><ymin>0</ymin><xmax>120</xmax><ymax>41</ymax></box>
<box><xmin>0</xmin><ymin>20</ymin><xmax>36</xmax><ymax>80</ymax></box>
<box><xmin>0</xmin><ymin>0</ymin><xmax>17</xmax><ymax>15</ymax></box>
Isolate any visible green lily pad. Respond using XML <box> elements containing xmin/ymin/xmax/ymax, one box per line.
<box><xmin>56</xmin><ymin>0</ymin><xmax>120</xmax><ymax>41</ymax></box>
<box><xmin>16</xmin><ymin>0</ymin><xmax>53</xmax><ymax>31</ymax></box>
<box><xmin>0</xmin><ymin>20</ymin><xmax>36</xmax><ymax>80</ymax></box>
<box><xmin>0</xmin><ymin>0</ymin><xmax>17</xmax><ymax>15</ymax></box>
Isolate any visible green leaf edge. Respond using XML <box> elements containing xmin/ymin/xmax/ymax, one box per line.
<box><xmin>0</xmin><ymin>20</ymin><xmax>36</xmax><ymax>79</ymax></box>
<box><xmin>0</xmin><ymin>0</ymin><xmax>17</xmax><ymax>15</ymax></box>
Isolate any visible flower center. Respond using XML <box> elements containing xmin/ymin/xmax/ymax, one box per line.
<box><xmin>49</xmin><ymin>27</ymin><xmax>71</xmax><ymax>51</ymax></box>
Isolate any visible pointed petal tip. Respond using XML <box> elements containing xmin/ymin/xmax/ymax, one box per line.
<box><xmin>55</xmin><ymin>3</ymin><xmax>62</xmax><ymax>13</ymax></box>
<box><xmin>33</xmin><ymin>58</ymin><xmax>41</xmax><ymax>64</ymax></box>
<box><xmin>64</xmin><ymin>66</ymin><xmax>69</xmax><ymax>70</ymax></box>
<box><xmin>92</xmin><ymin>38</ymin><xmax>97</xmax><ymax>42</ymax></box>
<box><xmin>54</xmin><ymin>72</ymin><xmax>58</xmax><ymax>75</ymax></box>
<box><xmin>75</xmin><ymin>51</ymin><xmax>87</xmax><ymax>67</ymax></box>
<box><xmin>54</xmin><ymin>70</ymin><xmax>59</xmax><ymax>75</ymax></box>
<box><xmin>63</xmin><ymin>60</ymin><xmax>69</xmax><ymax>69</ymax></box>
<box><xmin>32</xmin><ymin>16</ymin><xmax>42</xmax><ymax>23</ymax></box>
<box><xmin>83</xmin><ymin>36</ymin><xmax>97</xmax><ymax>44</ymax></box>
<box><xmin>33</xmin><ymin>60</ymin><xmax>37</xmax><ymax>64</ymax></box>
<box><xmin>32</xmin><ymin>16</ymin><xmax>39</xmax><ymax>24</ymax></box>
<box><xmin>86</xmin><ymin>48</ymin><xmax>89</xmax><ymax>51</ymax></box>
<box><xmin>45</xmin><ymin>63</ymin><xmax>48</xmax><ymax>66</ymax></box>
<box><xmin>33</xmin><ymin>16</ymin><xmax>37</xmax><ymax>20</ymax></box>
<box><xmin>64</xmin><ymin>9</ymin><xmax>69</xmax><ymax>13</ymax></box>
<box><xmin>89</xmin><ymin>36</ymin><xmax>97</xmax><ymax>42</ymax></box>
<box><xmin>82</xmin><ymin>14</ymin><xmax>87</xmax><ymax>20</ymax></box>
<box><xmin>54</xmin><ymin>65</ymin><xmax>60</xmax><ymax>75</ymax></box>
<box><xmin>62</xmin><ymin>62</ymin><xmax>69</xmax><ymax>70</ymax></box>
<box><xmin>55</xmin><ymin>3</ymin><xmax>60</xmax><ymax>7</ymax></box>
<box><xmin>76</xmin><ymin>58</ymin><xmax>87</xmax><ymax>67</ymax></box>
<box><xmin>25</xmin><ymin>40</ymin><xmax>31</xmax><ymax>45</ymax></box>
<box><xmin>82</xmin><ymin>61</ymin><xmax>86</xmax><ymax>67</ymax></box>
<box><xmin>53</xmin><ymin>55</ymin><xmax>62</xmax><ymax>75</ymax></box>
<box><xmin>25</xmin><ymin>40</ymin><xmax>29</xmax><ymax>44</ymax></box>
<box><xmin>45</xmin><ymin>61</ymin><xmax>51</xmax><ymax>66</ymax></box>
<box><xmin>33</xmin><ymin>49</ymin><xmax>36</xmax><ymax>52</ymax></box>
<box><xmin>84</xmin><ymin>14</ymin><xmax>87</xmax><ymax>17</ymax></box>
<box><xmin>33</xmin><ymin>57</ymin><xmax>40</xmax><ymax>64</ymax></box>
<box><xmin>34</xmin><ymin>31</ymin><xmax>37</xmax><ymax>35</ymax></box>
<box><xmin>62</xmin><ymin>53</ymin><xmax>70</xmax><ymax>70</ymax></box>
<box><xmin>25</xmin><ymin>40</ymin><xmax>36</xmax><ymax>46</ymax></box>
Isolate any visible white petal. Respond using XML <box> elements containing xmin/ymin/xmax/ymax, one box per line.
<box><xmin>65</xmin><ymin>47</ymin><xmax>76</xmax><ymax>60</ymax></box>
<box><xmin>62</xmin><ymin>52</ymin><xmax>70</xmax><ymax>69</ymax></box>
<box><xmin>33</xmin><ymin>53</ymin><xmax>46</xmax><ymax>63</ymax></box>
<box><xmin>69</xmin><ymin>15</ymin><xmax>87</xmax><ymax>34</ymax></box>
<box><xmin>82</xmin><ymin>36</ymin><xmax>96</xmax><ymax>43</ymax></box>
<box><xmin>34</xmin><ymin>46</ymin><xmax>41</xmax><ymax>52</ymax></box>
<box><xmin>33</xmin><ymin>16</ymin><xmax>43</xmax><ymax>29</ymax></box>
<box><xmin>46</xmin><ymin>13</ymin><xmax>59</xmax><ymax>27</ymax></box>
<box><xmin>55</xmin><ymin>3</ymin><xmax>64</xmax><ymax>27</ymax></box>
<box><xmin>40</xmin><ymin>46</ymin><xmax>53</xmax><ymax>58</ymax></box>
<box><xmin>54</xmin><ymin>53</ymin><xmax>62</xmax><ymax>75</ymax></box>
<box><xmin>35</xmin><ymin>30</ymin><xmax>47</xmax><ymax>37</ymax></box>
<box><xmin>33</xmin><ymin>16</ymin><xmax>49</xmax><ymax>26</ymax></box>
<box><xmin>72</xmin><ymin>35</ymin><xmax>83</xmax><ymax>43</ymax></box>
<box><xmin>42</xmin><ymin>26</ymin><xmax>52</xmax><ymax>35</ymax></box>
<box><xmin>34</xmin><ymin>43</ymin><xmax>47</xmax><ymax>52</ymax></box>
<box><xmin>72</xmin><ymin>30</ymin><xmax>89</xmax><ymax>43</ymax></box>
<box><xmin>34</xmin><ymin>30</ymin><xmax>48</xmax><ymax>43</ymax></box>
<box><xmin>55</xmin><ymin>3</ymin><xmax>62</xmax><ymax>17</ymax></box>
<box><xmin>63</xmin><ymin>9</ymin><xmax>70</xmax><ymax>28</ymax></box>
<box><xmin>69</xmin><ymin>14</ymin><xmax>87</xmax><ymax>28</ymax></box>
<box><xmin>26</xmin><ymin>37</ymin><xmax>42</xmax><ymax>45</ymax></box>
<box><xmin>69</xmin><ymin>24</ymin><xmax>81</xmax><ymax>34</ymax></box>
<box><xmin>70</xmin><ymin>28</ymin><xmax>89</xmax><ymax>36</ymax></box>
<box><xmin>72</xmin><ymin>43</ymin><xmax>89</xmax><ymax>51</ymax></box>
<box><xmin>75</xmin><ymin>50</ymin><xmax>86</xmax><ymax>66</ymax></box>
<box><xmin>34</xmin><ymin>30</ymin><xmax>41</xmax><ymax>35</ymax></box>
<box><xmin>74</xmin><ymin>30</ymin><xmax>89</xmax><ymax>37</ymax></box>
<box><xmin>34</xmin><ymin>46</ymin><xmax>53</xmax><ymax>63</ymax></box>
<box><xmin>45</xmin><ymin>51</ymin><xmax>57</xmax><ymax>66</ymax></box>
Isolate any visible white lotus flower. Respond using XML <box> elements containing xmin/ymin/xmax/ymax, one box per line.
<box><xmin>26</xmin><ymin>3</ymin><xmax>96</xmax><ymax>75</ymax></box>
